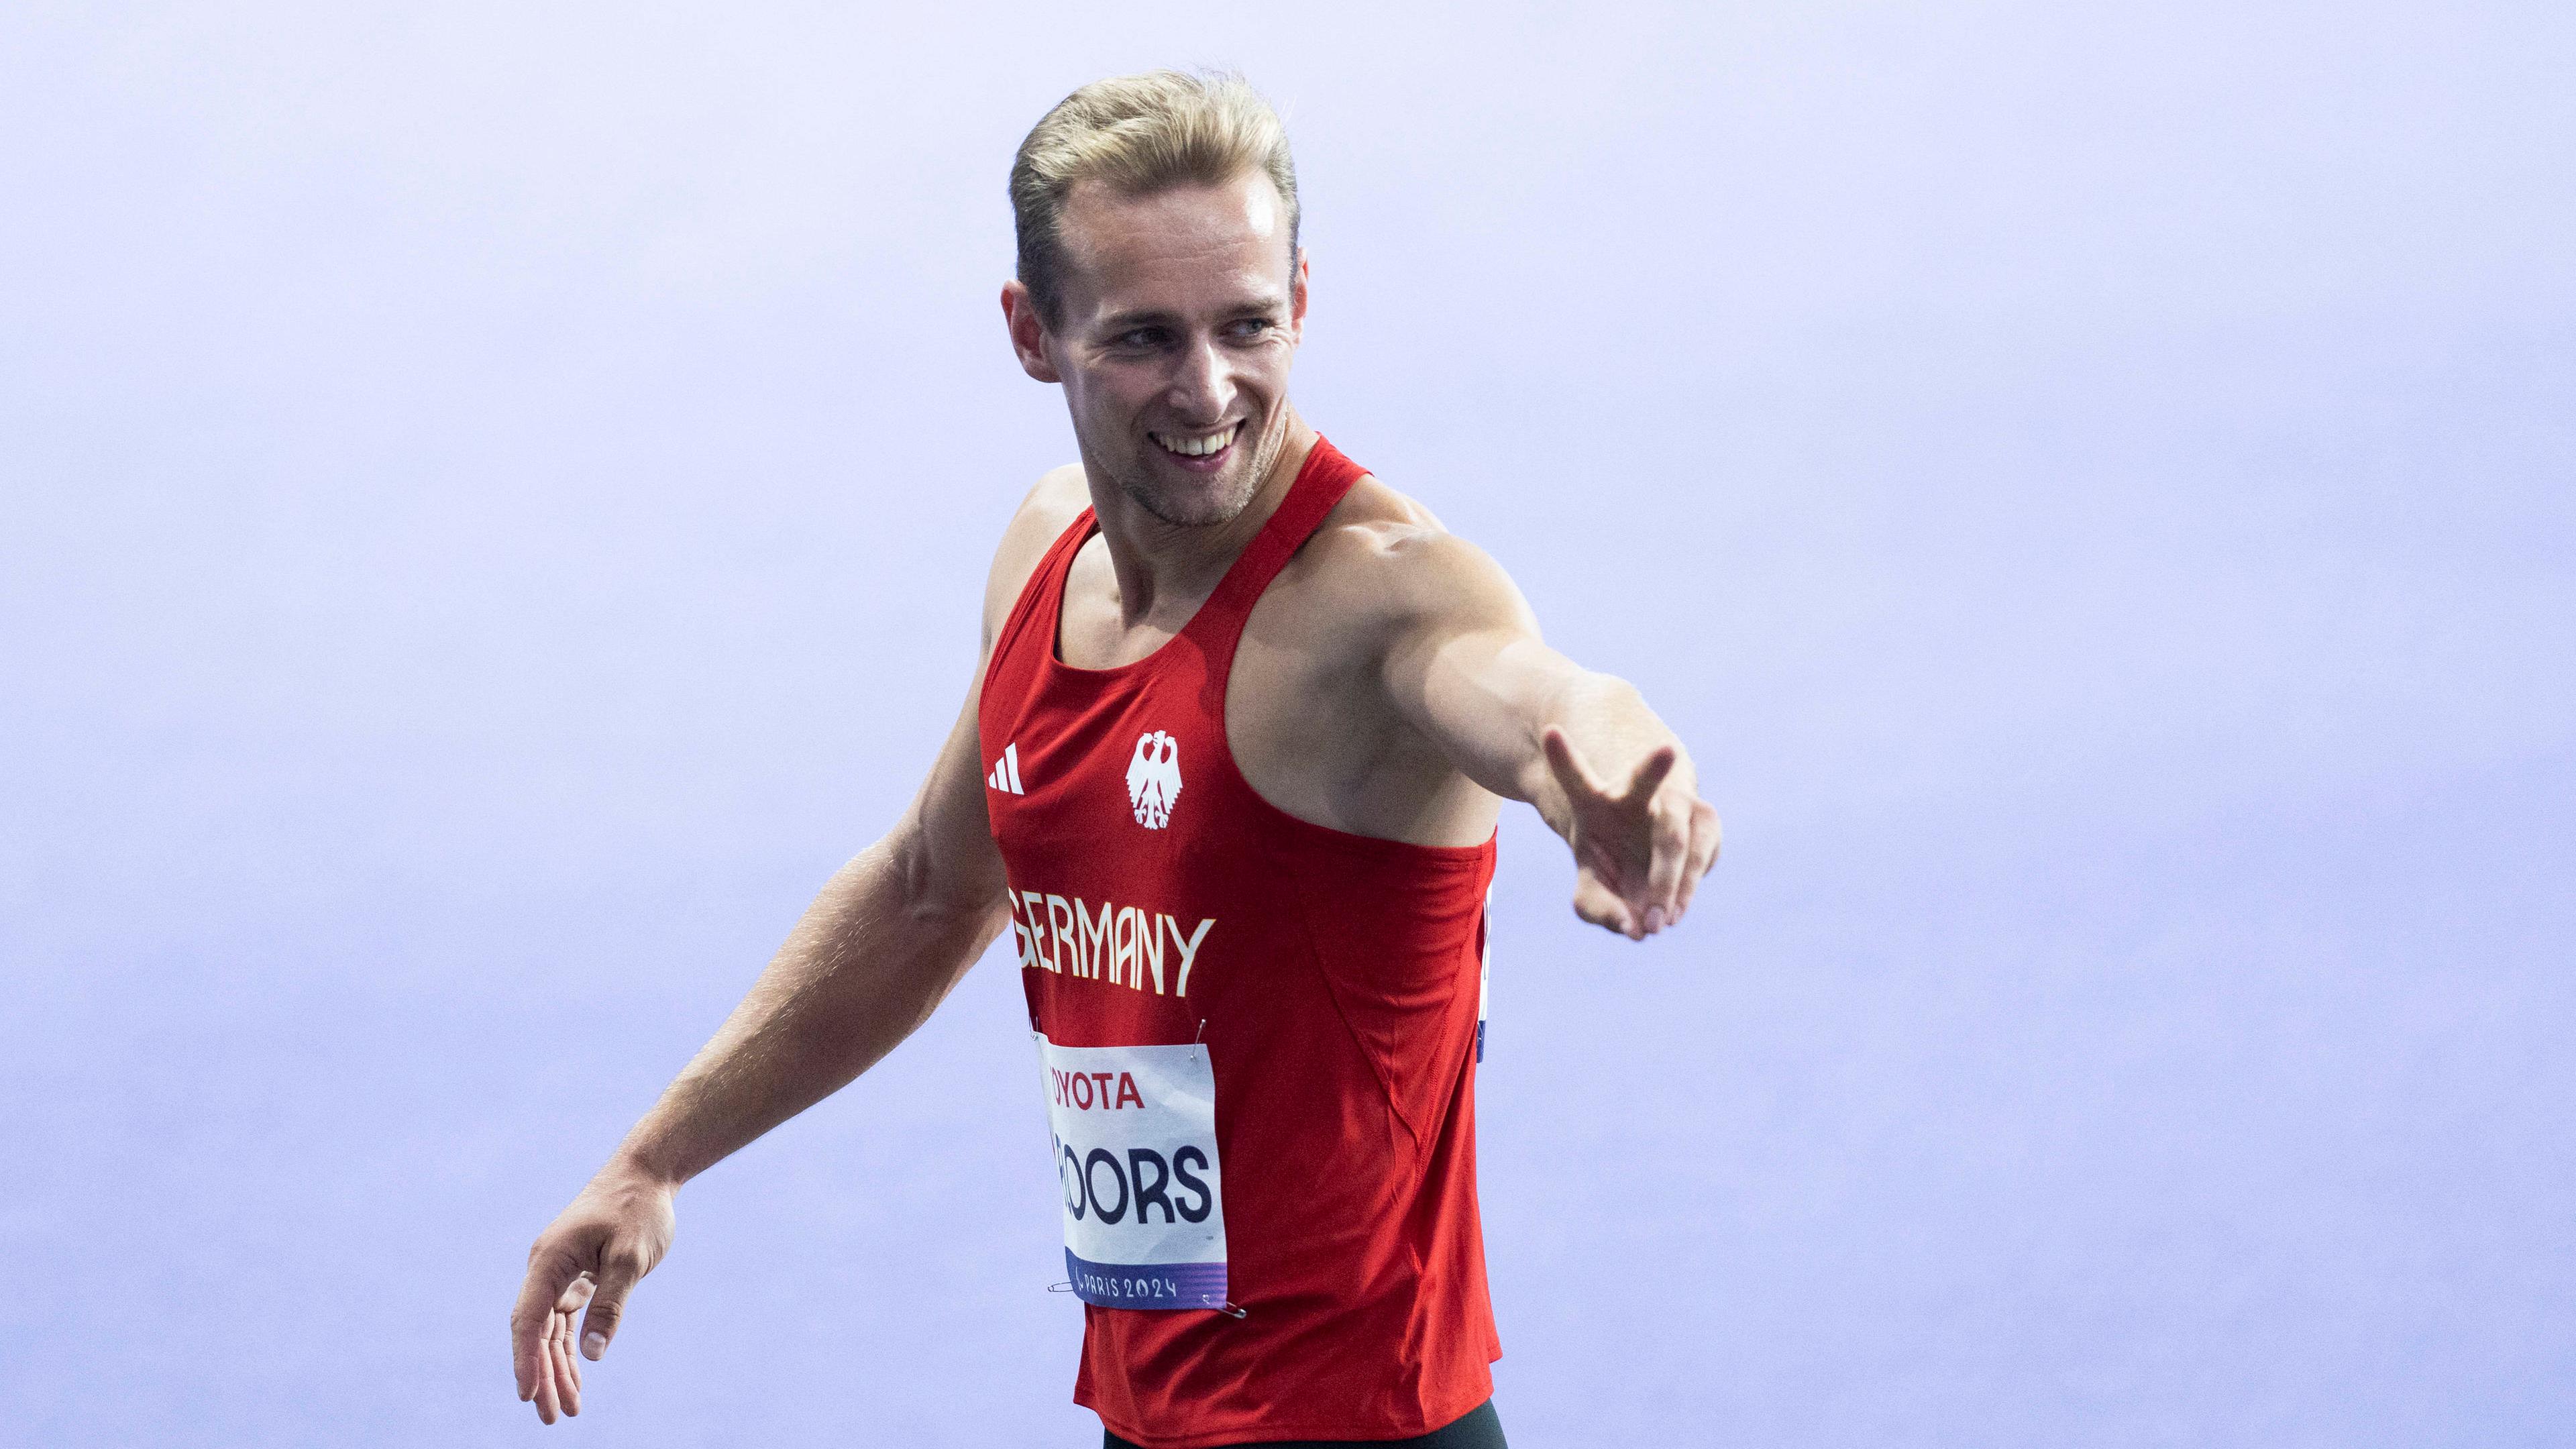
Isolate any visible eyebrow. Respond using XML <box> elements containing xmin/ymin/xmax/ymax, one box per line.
<box><xmin>1093</xmin><ymin>309</ymin><xmax>1180</xmax><ymax>332</ymax></box>
<box><xmin>1092</xmin><ymin>297</ymin><xmax>1287</xmax><ymax>333</ymax></box>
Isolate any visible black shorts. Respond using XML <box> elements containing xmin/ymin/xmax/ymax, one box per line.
<box><xmin>1103</xmin><ymin>1397</ymin><xmax>1506</xmax><ymax>1449</ymax></box>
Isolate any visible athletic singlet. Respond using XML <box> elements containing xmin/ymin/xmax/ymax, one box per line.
<box><xmin>977</xmin><ymin>437</ymin><xmax>1502</xmax><ymax>1449</ymax></box>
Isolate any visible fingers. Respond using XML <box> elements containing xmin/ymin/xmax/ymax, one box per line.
<box><xmin>1571</xmin><ymin>870</ymin><xmax>1639</xmax><ymax>939</ymax></box>
<box><xmin>555</xmin><ymin>1275</ymin><xmax>592</xmax><ymax>1410</ymax></box>
<box><xmin>1675</xmin><ymin>801</ymin><xmax>1722</xmax><ymax>920</ymax></box>
<box><xmin>559</xmin><ymin>1315</ymin><xmax>582</xmax><ymax>1403</ymax></box>
<box><xmin>527</xmin><ymin>1276</ymin><xmax>596</xmax><ymax>1424</ymax></box>
<box><xmin>549</xmin><ymin>1305</ymin><xmax>583</xmax><ymax>1418</ymax></box>
<box><xmin>1640</xmin><ymin>794</ymin><xmax>1690</xmax><ymax>929</ymax></box>
<box><xmin>1622</xmin><ymin>747</ymin><xmax>1684</xmax><ymax>930</ymax></box>
<box><xmin>1622</xmin><ymin>744</ymin><xmax>1678</xmax><ymax>806</ymax></box>
<box><xmin>1549</xmin><ymin>730</ymin><xmax>1711</xmax><ymax>938</ymax></box>
<box><xmin>531</xmin><ymin>1317</ymin><xmax>563</xmax><ymax>1424</ymax></box>
<box><xmin>513</xmin><ymin>1246</ymin><xmax>585</xmax><ymax>1405</ymax></box>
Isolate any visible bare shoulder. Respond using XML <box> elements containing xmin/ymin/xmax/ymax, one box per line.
<box><xmin>980</xmin><ymin>464</ymin><xmax>1093</xmax><ymax>649</ymax></box>
<box><xmin>1289</xmin><ymin>473</ymin><xmax>1539</xmax><ymax>639</ymax></box>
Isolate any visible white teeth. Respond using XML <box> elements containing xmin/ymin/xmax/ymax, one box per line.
<box><xmin>1155</xmin><ymin>425</ymin><xmax>1236</xmax><ymax>458</ymax></box>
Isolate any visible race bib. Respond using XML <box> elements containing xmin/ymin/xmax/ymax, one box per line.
<box><xmin>1034</xmin><ymin>1034</ymin><xmax>1229</xmax><ymax>1310</ymax></box>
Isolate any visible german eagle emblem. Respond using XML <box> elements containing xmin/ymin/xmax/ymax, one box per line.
<box><xmin>1125</xmin><ymin>730</ymin><xmax>1182</xmax><ymax>829</ymax></box>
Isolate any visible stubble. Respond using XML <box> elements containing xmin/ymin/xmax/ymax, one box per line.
<box><xmin>1110</xmin><ymin>417</ymin><xmax>1287</xmax><ymax>529</ymax></box>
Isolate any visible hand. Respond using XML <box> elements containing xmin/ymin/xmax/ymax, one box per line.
<box><xmin>1541</xmin><ymin>727</ymin><xmax>1721</xmax><ymax>939</ymax></box>
<box><xmin>511</xmin><ymin>1166</ymin><xmax>678</xmax><ymax>1424</ymax></box>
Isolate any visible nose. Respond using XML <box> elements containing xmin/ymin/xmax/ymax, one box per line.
<box><xmin>1166</xmin><ymin>333</ymin><xmax>1233</xmax><ymax>425</ymax></box>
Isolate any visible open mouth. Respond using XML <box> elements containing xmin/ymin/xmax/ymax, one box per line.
<box><xmin>1148</xmin><ymin>421</ymin><xmax>1244</xmax><ymax>469</ymax></box>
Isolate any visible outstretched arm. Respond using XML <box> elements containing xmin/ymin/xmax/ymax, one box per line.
<box><xmin>1380</xmin><ymin>532</ymin><xmax>1720</xmax><ymax>938</ymax></box>
<box><xmin>506</xmin><ymin>468</ymin><xmax>1082</xmax><ymax>1424</ymax></box>
<box><xmin>506</xmin><ymin>682</ymin><xmax>1011</xmax><ymax>1422</ymax></box>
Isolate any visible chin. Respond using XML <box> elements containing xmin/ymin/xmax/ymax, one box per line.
<box><xmin>1112</xmin><ymin>441</ymin><xmax>1267</xmax><ymax>527</ymax></box>
<box><xmin>1123</xmin><ymin>469</ymin><xmax>1258</xmax><ymax>529</ymax></box>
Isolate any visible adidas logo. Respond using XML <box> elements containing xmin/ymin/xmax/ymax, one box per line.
<box><xmin>986</xmin><ymin>743</ymin><xmax>1026</xmax><ymax>796</ymax></box>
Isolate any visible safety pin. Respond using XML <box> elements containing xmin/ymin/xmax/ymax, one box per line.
<box><xmin>1190</xmin><ymin>1018</ymin><xmax>1207</xmax><ymax>1062</ymax></box>
<box><xmin>1047</xmin><ymin>1281</ymin><xmax>1075</xmax><ymax>1293</ymax></box>
<box><xmin>1200</xmin><ymin>1296</ymin><xmax>1248</xmax><ymax>1320</ymax></box>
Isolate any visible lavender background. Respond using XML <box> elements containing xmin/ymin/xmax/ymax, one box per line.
<box><xmin>5</xmin><ymin>3</ymin><xmax>2571</xmax><ymax>1445</ymax></box>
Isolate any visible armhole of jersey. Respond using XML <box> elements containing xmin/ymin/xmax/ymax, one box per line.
<box><xmin>984</xmin><ymin>507</ymin><xmax>1097</xmax><ymax>698</ymax></box>
<box><xmin>1187</xmin><ymin>437</ymin><xmax>1366</xmax><ymax>698</ymax></box>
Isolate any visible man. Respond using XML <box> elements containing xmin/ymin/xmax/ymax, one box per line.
<box><xmin>511</xmin><ymin>70</ymin><xmax>1718</xmax><ymax>1448</ymax></box>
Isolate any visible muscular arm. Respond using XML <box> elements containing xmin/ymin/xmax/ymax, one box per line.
<box><xmin>610</xmin><ymin>690</ymin><xmax>1008</xmax><ymax>1191</ymax></box>
<box><xmin>1378</xmin><ymin>531</ymin><xmax>1721</xmax><ymax>937</ymax></box>
<box><xmin>509</xmin><ymin>472</ymin><xmax>1084</xmax><ymax>1424</ymax></box>
<box><xmin>507</xmin><ymin>688</ymin><xmax>1009</xmax><ymax>1421</ymax></box>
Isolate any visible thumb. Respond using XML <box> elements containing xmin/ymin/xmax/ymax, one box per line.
<box><xmin>578</xmin><ymin>1244</ymin><xmax>649</xmax><ymax>1360</ymax></box>
<box><xmin>1542</xmin><ymin>727</ymin><xmax>1603</xmax><ymax>803</ymax></box>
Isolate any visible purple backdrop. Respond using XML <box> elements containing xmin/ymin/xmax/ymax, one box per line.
<box><xmin>4</xmin><ymin>3</ymin><xmax>2571</xmax><ymax>1444</ymax></box>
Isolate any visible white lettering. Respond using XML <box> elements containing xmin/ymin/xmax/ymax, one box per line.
<box><xmin>1022</xmin><ymin>891</ymin><xmax>1059</xmax><ymax>972</ymax></box>
<box><xmin>1010</xmin><ymin>883</ymin><xmax>1209</xmax><ymax>996</ymax></box>
<box><xmin>1165</xmin><ymin>915</ymin><xmax>1215</xmax><ymax>997</ymax></box>
<box><xmin>1134</xmin><ymin>906</ymin><xmax>1165</xmax><ymax>994</ymax></box>
<box><xmin>1076</xmin><ymin>898</ymin><xmax>1116</xmax><ymax>983</ymax></box>
<box><xmin>1113</xmin><ymin>907</ymin><xmax>1140</xmax><ymax>991</ymax></box>
<box><xmin>1005</xmin><ymin>894</ymin><xmax>1038</xmax><ymax>971</ymax></box>
<box><xmin>1045</xmin><ymin>894</ymin><xmax>1079</xmax><ymax>976</ymax></box>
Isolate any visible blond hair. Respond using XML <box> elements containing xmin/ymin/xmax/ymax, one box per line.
<box><xmin>1010</xmin><ymin>69</ymin><xmax>1300</xmax><ymax>324</ymax></box>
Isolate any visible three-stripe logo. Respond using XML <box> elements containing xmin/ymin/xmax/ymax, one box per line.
<box><xmin>987</xmin><ymin>743</ymin><xmax>1026</xmax><ymax>796</ymax></box>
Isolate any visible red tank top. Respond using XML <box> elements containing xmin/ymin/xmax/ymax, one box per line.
<box><xmin>977</xmin><ymin>438</ymin><xmax>1501</xmax><ymax>1448</ymax></box>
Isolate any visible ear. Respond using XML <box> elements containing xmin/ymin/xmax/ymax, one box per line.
<box><xmin>1000</xmin><ymin>280</ymin><xmax>1063</xmax><ymax>383</ymax></box>
<box><xmin>1289</xmin><ymin>248</ymin><xmax>1311</xmax><ymax>341</ymax></box>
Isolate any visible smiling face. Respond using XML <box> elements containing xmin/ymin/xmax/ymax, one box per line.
<box><xmin>1006</xmin><ymin>170</ymin><xmax>1308</xmax><ymax>529</ymax></box>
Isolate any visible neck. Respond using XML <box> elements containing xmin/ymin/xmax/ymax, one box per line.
<box><xmin>1081</xmin><ymin>409</ymin><xmax>1319</xmax><ymax>629</ymax></box>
